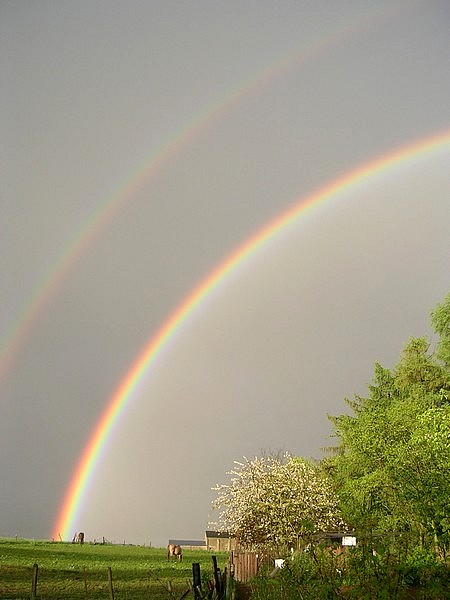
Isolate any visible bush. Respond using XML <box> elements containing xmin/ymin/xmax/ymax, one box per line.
<box><xmin>400</xmin><ymin>547</ymin><xmax>449</xmax><ymax>595</ymax></box>
<box><xmin>250</xmin><ymin>546</ymin><xmax>344</xmax><ymax>599</ymax></box>
<box><xmin>248</xmin><ymin>544</ymin><xmax>450</xmax><ymax>599</ymax></box>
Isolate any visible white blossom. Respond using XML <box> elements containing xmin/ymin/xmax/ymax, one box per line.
<box><xmin>211</xmin><ymin>452</ymin><xmax>343</xmax><ymax>549</ymax></box>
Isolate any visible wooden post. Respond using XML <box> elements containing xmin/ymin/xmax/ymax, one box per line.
<box><xmin>212</xmin><ymin>555</ymin><xmax>223</xmax><ymax>599</ymax></box>
<box><xmin>226</xmin><ymin>564</ymin><xmax>235</xmax><ymax>600</ymax></box>
<box><xmin>83</xmin><ymin>566</ymin><xmax>89</xmax><ymax>600</ymax></box>
<box><xmin>31</xmin><ymin>563</ymin><xmax>38</xmax><ymax>599</ymax></box>
<box><xmin>192</xmin><ymin>563</ymin><xmax>202</xmax><ymax>599</ymax></box>
<box><xmin>107</xmin><ymin>566</ymin><xmax>114</xmax><ymax>600</ymax></box>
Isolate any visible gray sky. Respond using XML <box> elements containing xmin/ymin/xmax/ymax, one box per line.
<box><xmin>1</xmin><ymin>1</ymin><xmax>449</xmax><ymax>548</ymax></box>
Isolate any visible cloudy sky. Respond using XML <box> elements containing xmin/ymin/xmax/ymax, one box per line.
<box><xmin>2</xmin><ymin>1</ymin><xmax>449</xmax><ymax>548</ymax></box>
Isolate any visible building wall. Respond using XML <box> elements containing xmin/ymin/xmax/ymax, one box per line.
<box><xmin>205</xmin><ymin>533</ymin><xmax>237</xmax><ymax>552</ymax></box>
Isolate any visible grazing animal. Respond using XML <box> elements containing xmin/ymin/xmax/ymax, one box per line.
<box><xmin>167</xmin><ymin>544</ymin><xmax>183</xmax><ymax>562</ymax></box>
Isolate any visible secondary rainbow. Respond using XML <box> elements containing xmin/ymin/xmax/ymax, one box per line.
<box><xmin>0</xmin><ymin>2</ymin><xmax>402</xmax><ymax>385</ymax></box>
<box><xmin>53</xmin><ymin>128</ymin><xmax>450</xmax><ymax>540</ymax></box>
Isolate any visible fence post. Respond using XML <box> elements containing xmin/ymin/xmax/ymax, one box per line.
<box><xmin>83</xmin><ymin>566</ymin><xmax>89</xmax><ymax>600</ymax></box>
<box><xmin>192</xmin><ymin>563</ymin><xmax>202</xmax><ymax>599</ymax></box>
<box><xmin>31</xmin><ymin>563</ymin><xmax>38</xmax><ymax>599</ymax></box>
<box><xmin>212</xmin><ymin>555</ymin><xmax>223</xmax><ymax>599</ymax></box>
<box><xmin>226</xmin><ymin>552</ymin><xmax>235</xmax><ymax>600</ymax></box>
<box><xmin>107</xmin><ymin>566</ymin><xmax>115</xmax><ymax>600</ymax></box>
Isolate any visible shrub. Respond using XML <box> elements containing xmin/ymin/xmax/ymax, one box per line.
<box><xmin>248</xmin><ymin>543</ymin><xmax>450</xmax><ymax>599</ymax></box>
<box><xmin>399</xmin><ymin>547</ymin><xmax>450</xmax><ymax>597</ymax></box>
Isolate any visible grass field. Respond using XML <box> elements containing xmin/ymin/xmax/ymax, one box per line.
<box><xmin>0</xmin><ymin>538</ymin><xmax>230</xmax><ymax>599</ymax></box>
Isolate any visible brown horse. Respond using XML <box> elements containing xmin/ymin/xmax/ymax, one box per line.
<box><xmin>72</xmin><ymin>532</ymin><xmax>84</xmax><ymax>544</ymax></box>
<box><xmin>167</xmin><ymin>544</ymin><xmax>183</xmax><ymax>562</ymax></box>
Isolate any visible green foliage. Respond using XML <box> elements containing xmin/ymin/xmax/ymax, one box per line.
<box><xmin>250</xmin><ymin>544</ymin><xmax>450</xmax><ymax>599</ymax></box>
<box><xmin>250</xmin><ymin>547</ymin><xmax>341</xmax><ymax>600</ymax></box>
<box><xmin>431</xmin><ymin>293</ymin><xmax>450</xmax><ymax>368</ymax></box>
<box><xmin>400</xmin><ymin>547</ymin><xmax>447</xmax><ymax>589</ymax></box>
<box><xmin>326</xmin><ymin>294</ymin><xmax>450</xmax><ymax>554</ymax></box>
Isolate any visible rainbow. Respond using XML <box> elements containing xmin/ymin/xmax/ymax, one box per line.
<box><xmin>0</xmin><ymin>2</ymin><xmax>402</xmax><ymax>384</ymax></box>
<box><xmin>53</xmin><ymin>128</ymin><xmax>450</xmax><ymax>540</ymax></box>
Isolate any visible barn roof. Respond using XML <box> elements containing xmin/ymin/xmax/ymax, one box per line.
<box><xmin>205</xmin><ymin>530</ymin><xmax>233</xmax><ymax>539</ymax></box>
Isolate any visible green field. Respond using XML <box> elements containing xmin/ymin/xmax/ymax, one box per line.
<box><xmin>0</xmin><ymin>538</ymin><xmax>230</xmax><ymax>599</ymax></box>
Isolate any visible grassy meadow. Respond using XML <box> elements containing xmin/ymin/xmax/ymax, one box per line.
<box><xmin>0</xmin><ymin>538</ymin><xmax>229</xmax><ymax>599</ymax></box>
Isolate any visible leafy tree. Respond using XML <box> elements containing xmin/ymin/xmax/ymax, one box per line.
<box><xmin>431</xmin><ymin>293</ymin><xmax>450</xmax><ymax>369</ymax></box>
<box><xmin>211</xmin><ymin>452</ymin><xmax>343</xmax><ymax>550</ymax></box>
<box><xmin>327</xmin><ymin>294</ymin><xmax>450</xmax><ymax>555</ymax></box>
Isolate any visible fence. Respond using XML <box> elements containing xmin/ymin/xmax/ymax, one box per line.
<box><xmin>27</xmin><ymin>558</ymin><xmax>234</xmax><ymax>600</ymax></box>
<box><xmin>229</xmin><ymin>551</ymin><xmax>259</xmax><ymax>583</ymax></box>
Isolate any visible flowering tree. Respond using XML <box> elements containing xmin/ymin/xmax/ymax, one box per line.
<box><xmin>211</xmin><ymin>452</ymin><xmax>343</xmax><ymax>550</ymax></box>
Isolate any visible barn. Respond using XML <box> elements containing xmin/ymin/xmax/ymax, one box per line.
<box><xmin>167</xmin><ymin>532</ymin><xmax>237</xmax><ymax>551</ymax></box>
<box><xmin>205</xmin><ymin>530</ymin><xmax>236</xmax><ymax>552</ymax></box>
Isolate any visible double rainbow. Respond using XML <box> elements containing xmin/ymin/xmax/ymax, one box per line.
<box><xmin>53</xmin><ymin>128</ymin><xmax>450</xmax><ymax>540</ymax></box>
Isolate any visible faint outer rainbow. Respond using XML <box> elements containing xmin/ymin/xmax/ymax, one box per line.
<box><xmin>53</xmin><ymin>128</ymin><xmax>450</xmax><ymax>540</ymax></box>
<box><xmin>0</xmin><ymin>3</ymin><xmax>401</xmax><ymax>385</ymax></box>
